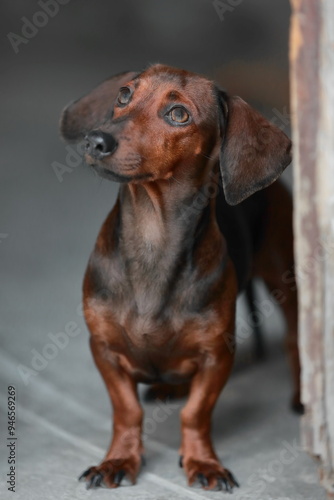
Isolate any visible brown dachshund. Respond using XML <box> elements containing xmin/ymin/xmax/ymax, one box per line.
<box><xmin>60</xmin><ymin>64</ymin><xmax>301</xmax><ymax>492</ymax></box>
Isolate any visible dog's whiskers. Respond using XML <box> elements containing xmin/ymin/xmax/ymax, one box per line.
<box><xmin>200</xmin><ymin>152</ymin><xmax>215</xmax><ymax>161</ymax></box>
<box><xmin>171</xmin><ymin>175</ymin><xmax>184</xmax><ymax>186</ymax></box>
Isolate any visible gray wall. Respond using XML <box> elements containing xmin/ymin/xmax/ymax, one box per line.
<box><xmin>0</xmin><ymin>0</ymin><xmax>291</xmax><ymax>391</ymax></box>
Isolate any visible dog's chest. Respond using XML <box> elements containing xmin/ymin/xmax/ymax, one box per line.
<box><xmin>117</xmin><ymin>216</ymin><xmax>190</xmax><ymax>315</ymax></box>
<box><xmin>84</xmin><ymin>288</ymin><xmax>219</xmax><ymax>382</ymax></box>
<box><xmin>88</xmin><ymin>247</ymin><xmax>205</xmax><ymax>321</ymax></box>
<box><xmin>85</xmin><ymin>231</ymin><xmax>221</xmax><ymax>340</ymax></box>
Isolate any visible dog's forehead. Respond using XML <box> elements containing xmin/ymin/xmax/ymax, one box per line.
<box><xmin>132</xmin><ymin>65</ymin><xmax>215</xmax><ymax>104</ymax></box>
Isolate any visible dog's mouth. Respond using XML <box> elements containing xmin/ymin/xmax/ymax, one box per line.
<box><xmin>89</xmin><ymin>163</ymin><xmax>153</xmax><ymax>183</ymax></box>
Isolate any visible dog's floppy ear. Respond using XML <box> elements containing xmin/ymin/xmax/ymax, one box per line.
<box><xmin>60</xmin><ymin>71</ymin><xmax>138</xmax><ymax>143</ymax></box>
<box><xmin>217</xmin><ymin>91</ymin><xmax>292</xmax><ymax>205</ymax></box>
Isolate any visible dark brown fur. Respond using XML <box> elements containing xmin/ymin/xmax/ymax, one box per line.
<box><xmin>60</xmin><ymin>64</ymin><xmax>300</xmax><ymax>492</ymax></box>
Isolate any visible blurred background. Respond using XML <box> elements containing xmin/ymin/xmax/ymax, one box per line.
<box><xmin>0</xmin><ymin>1</ymin><xmax>325</xmax><ymax>499</ymax></box>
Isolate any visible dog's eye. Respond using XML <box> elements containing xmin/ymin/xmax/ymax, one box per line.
<box><xmin>169</xmin><ymin>106</ymin><xmax>190</xmax><ymax>124</ymax></box>
<box><xmin>117</xmin><ymin>87</ymin><xmax>132</xmax><ymax>106</ymax></box>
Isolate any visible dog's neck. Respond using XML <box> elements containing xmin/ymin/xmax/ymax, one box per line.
<box><xmin>119</xmin><ymin>171</ymin><xmax>217</xmax><ymax>253</ymax></box>
<box><xmin>114</xmin><ymin>169</ymin><xmax>219</xmax><ymax>316</ymax></box>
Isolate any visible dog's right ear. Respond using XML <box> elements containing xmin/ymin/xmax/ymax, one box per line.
<box><xmin>60</xmin><ymin>71</ymin><xmax>138</xmax><ymax>143</ymax></box>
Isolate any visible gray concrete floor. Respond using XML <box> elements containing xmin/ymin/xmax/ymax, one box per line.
<box><xmin>0</xmin><ymin>1</ymin><xmax>325</xmax><ymax>498</ymax></box>
<box><xmin>0</xmin><ymin>334</ymin><xmax>325</xmax><ymax>500</ymax></box>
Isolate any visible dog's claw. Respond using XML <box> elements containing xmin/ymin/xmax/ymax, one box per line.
<box><xmin>218</xmin><ymin>477</ymin><xmax>232</xmax><ymax>493</ymax></box>
<box><xmin>187</xmin><ymin>458</ymin><xmax>239</xmax><ymax>492</ymax></box>
<box><xmin>217</xmin><ymin>478</ymin><xmax>224</xmax><ymax>491</ymax></box>
<box><xmin>114</xmin><ymin>470</ymin><xmax>125</xmax><ymax>485</ymax></box>
<box><xmin>78</xmin><ymin>456</ymin><xmax>141</xmax><ymax>489</ymax></box>
<box><xmin>78</xmin><ymin>468</ymin><xmax>91</xmax><ymax>481</ymax></box>
<box><xmin>179</xmin><ymin>456</ymin><xmax>183</xmax><ymax>468</ymax></box>
<box><xmin>86</xmin><ymin>473</ymin><xmax>103</xmax><ymax>489</ymax></box>
<box><xmin>228</xmin><ymin>470</ymin><xmax>239</xmax><ymax>488</ymax></box>
<box><xmin>197</xmin><ymin>473</ymin><xmax>209</xmax><ymax>488</ymax></box>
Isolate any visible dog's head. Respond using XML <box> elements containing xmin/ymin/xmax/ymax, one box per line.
<box><xmin>60</xmin><ymin>64</ymin><xmax>291</xmax><ymax>205</ymax></box>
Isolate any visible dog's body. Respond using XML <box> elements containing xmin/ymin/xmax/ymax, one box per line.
<box><xmin>60</xmin><ymin>64</ymin><xmax>301</xmax><ymax>492</ymax></box>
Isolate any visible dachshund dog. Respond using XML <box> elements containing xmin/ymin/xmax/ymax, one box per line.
<box><xmin>60</xmin><ymin>64</ymin><xmax>301</xmax><ymax>492</ymax></box>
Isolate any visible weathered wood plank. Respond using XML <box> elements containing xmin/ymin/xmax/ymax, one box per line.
<box><xmin>290</xmin><ymin>0</ymin><xmax>334</xmax><ymax>496</ymax></box>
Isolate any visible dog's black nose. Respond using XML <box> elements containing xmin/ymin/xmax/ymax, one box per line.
<box><xmin>85</xmin><ymin>131</ymin><xmax>118</xmax><ymax>158</ymax></box>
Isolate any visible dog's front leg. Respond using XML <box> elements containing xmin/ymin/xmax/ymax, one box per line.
<box><xmin>179</xmin><ymin>326</ymin><xmax>239</xmax><ymax>492</ymax></box>
<box><xmin>79</xmin><ymin>336</ymin><xmax>144</xmax><ymax>489</ymax></box>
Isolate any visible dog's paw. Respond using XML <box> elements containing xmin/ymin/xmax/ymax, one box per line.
<box><xmin>78</xmin><ymin>456</ymin><xmax>141</xmax><ymax>489</ymax></box>
<box><xmin>291</xmin><ymin>393</ymin><xmax>305</xmax><ymax>415</ymax></box>
<box><xmin>291</xmin><ymin>400</ymin><xmax>305</xmax><ymax>415</ymax></box>
<box><xmin>184</xmin><ymin>458</ymin><xmax>239</xmax><ymax>492</ymax></box>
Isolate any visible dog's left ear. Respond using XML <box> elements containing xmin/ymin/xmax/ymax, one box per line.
<box><xmin>217</xmin><ymin>91</ymin><xmax>292</xmax><ymax>205</ymax></box>
<box><xmin>60</xmin><ymin>71</ymin><xmax>138</xmax><ymax>143</ymax></box>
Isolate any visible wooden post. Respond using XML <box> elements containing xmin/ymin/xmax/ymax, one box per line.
<box><xmin>290</xmin><ymin>0</ymin><xmax>334</xmax><ymax>496</ymax></box>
